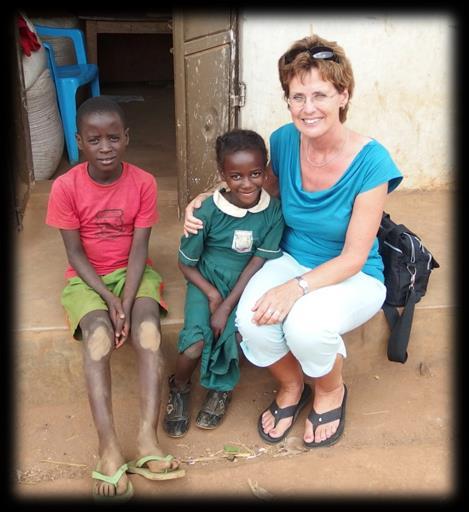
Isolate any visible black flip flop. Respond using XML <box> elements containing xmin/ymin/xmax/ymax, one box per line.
<box><xmin>258</xmin><ymin>383</ymin><xmax>312</xmax><ymax>444</ymax></box>
<box><xmin>304</xmin><ymin>384</ymin><xmax>347</xmax><ymax>448</ymax></box>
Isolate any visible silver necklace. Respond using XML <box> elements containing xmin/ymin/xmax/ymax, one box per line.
<box><xmin>303</xmin><ymin>130</ymin><xmax>348</xmax><ymax>168</ymax></box>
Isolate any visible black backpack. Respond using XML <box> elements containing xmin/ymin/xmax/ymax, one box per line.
<box><xmin>377</xmin><ymin>212</ymin><xmax>440</xmax><ymax>363</ymax></box>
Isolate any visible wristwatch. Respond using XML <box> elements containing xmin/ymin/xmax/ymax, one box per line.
<box><xmin>294</xmin><ymin>275</ymin><xmax>309</xmax><ymax>295</ymax></box>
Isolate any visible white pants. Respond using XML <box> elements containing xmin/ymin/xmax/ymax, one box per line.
<box><xmin>236</xmin><ymin>252</ymin><xmax>386</xmax><ymax>377</ymax></box>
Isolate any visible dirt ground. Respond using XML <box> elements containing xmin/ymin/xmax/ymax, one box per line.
<box><xmin>13</xmin><ymin>340</ymin><xmax>454</xmax><ymax>504</ymax></box>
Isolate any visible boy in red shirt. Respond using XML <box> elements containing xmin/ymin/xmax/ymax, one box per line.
<box><xmin>46</xmin><ymin>96</ymin><xmax>185</xmax><ymax>500</ymax></box>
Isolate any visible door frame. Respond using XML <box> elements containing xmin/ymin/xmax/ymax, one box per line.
<box><xmin>172</xmin><ymin>10</ymin><xmax>239</xmax><ymax>215</ymax></box>
<box><xmin>11</xmin><ymin>13</ymin><xmax>35</xmax><ymax>231</ymax></box>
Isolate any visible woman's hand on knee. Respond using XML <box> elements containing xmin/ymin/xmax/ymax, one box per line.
<box><xmin>251</xmin><ymin>281</ymin><xmax>301</xmax><ymax>325</ymax></box>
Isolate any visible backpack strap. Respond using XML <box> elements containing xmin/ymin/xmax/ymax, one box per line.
<box><xmin>379</xmin><ymin>212</ymin><xmax>417</xmax><ymax>245</ymax></box>
<box><xmin>382</xmin><ymin>288</ymin><xmax>418</xmax><ymax>363</ymax></box>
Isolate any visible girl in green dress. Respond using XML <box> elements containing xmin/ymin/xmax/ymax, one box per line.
<box><xmin>163</xmin><ymin>129</ymin><xmax>285</xmax><ymax>437</ymax></box>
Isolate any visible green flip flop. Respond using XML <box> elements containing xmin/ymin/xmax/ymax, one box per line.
<box><xmin>127</xmin><ymin>454</ymin><xmax>186</xmax><ymax>481</ymax></box>
<box><xmin>91</xmin><ymin>462</ymin><xmax>134</xmax><ymax>501</ymax></box>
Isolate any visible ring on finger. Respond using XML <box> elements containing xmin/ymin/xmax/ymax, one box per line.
<box><xmin>267</xmin><ymin>308</ymin><xmax>274</xmax><ymax>316</ymax></box>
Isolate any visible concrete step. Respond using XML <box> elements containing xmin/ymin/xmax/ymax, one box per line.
<box><xmin>15</xmin><ymin>187</ymin><xmax>453</xmax><ymax>405</ymax></box>
<box><xmin>15</xmin><ymin>306</ymin><xmax>454</xmax><ymax>406</ymax></box>
<box><xmin>16</xmin><ymin>185</ymin><xmax>452</xmax><ymax>333</ymax></box>
<box><xmin>13</xmin><ymin>186</ymin><xmax>455</xmax><ymax>498</ymax></box>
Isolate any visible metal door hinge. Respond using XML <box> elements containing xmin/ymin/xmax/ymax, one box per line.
<box><xmin>231</xmin><ymin>81</ymin><xmax>246</xmax><ymax>108</ymax></box>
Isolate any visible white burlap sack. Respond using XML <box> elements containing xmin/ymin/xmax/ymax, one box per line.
<box><xmin>26</xmin><ymin>68</ymin><xmax>64</xmax><ymax>180</ymax></box>
<box><xmin>30</xmin><ymin>16</ymin><xmax>80</xmax><ymax>66</ymax></box>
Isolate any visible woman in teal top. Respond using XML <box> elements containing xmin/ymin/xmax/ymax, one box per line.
<box><xmin>270</xmin><ymin>122</ymin><xmax>401</xmax><ymax>281</ymax></box>
<box><xmin>184</xmin><ymin>34</ymin><xmax>403</xmax><ymax>449</ymax></box>
<box><xmin>163</xmin><ymin>129</ymin><xmax>284</xmax><ymax>438</ymax></box>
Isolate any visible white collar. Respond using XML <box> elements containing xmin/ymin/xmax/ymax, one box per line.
<box><xmin>213</xmin><ymin>187</ymin><xmax>271</xmax><ymax>217</ymax></box>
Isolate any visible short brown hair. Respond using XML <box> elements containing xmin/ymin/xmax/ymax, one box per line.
<box><xmin>278</xmin><ymin>35</ymin><xmax>354</xmax><ymax>123</ymax></box>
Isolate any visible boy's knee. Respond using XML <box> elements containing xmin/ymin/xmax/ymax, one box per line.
<box><xmin>183</xmin><ymin>340</ymin><xmax>204</xmax><ymax>360</ymax></box>
<box><xmin>85</xmin><ymin>323</ymin><xmax>113</xmax><ymax>361</ymax></box>
<box><xmin>136</xmin><ymin>320</ymin><xmax>161</xmax><ymax>352</ymax></box>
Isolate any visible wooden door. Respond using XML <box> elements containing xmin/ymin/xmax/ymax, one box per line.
<box><xmin>10</xmin><ymin>14</ymin><xmax>35</xmax><ymax>231</ymax></box>
<box><xmin>172</xmin><ymin>10</ymin><xmax>240</xmax><ymax>213</ymax></box>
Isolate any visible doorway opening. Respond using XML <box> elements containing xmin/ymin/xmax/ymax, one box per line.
<box><xmin>99</xmin><ymin>32</ymin><xmax>176</xmax><ymax>185</ymax></box>
<box><xmin>48</xmin><ymin>13</ymin><xmax>178</xmax><ymax>205</ymax></box>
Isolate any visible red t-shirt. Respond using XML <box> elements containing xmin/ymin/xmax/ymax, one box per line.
<box><xmin>46</xmin><ymin>161</ymin><xmax>159</xmax><ymax>279</ymax></box>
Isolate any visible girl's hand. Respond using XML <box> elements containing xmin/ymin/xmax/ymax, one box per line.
<box><xmin>183</xmin><ymin>192</ymin><xmax>211</xmax><ymax>237</ymax></box>
<box><xmin>208</xmin><ymin>289</ymin><xmax>224</xmax><ymax>315</ymax></box>
<box><xmin>251</xmin><ymin>280</ymin><xmax>302</xmax><ymax>326</ymax></box>
<box><xmin>210</xmin><ymin>306</ymin><xmax>230</xmax><ymax>341</ymax></box>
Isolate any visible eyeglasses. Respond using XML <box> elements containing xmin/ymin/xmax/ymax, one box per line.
<box><xmin>287</xmin><ymin>92</ymin><xmax>338</xmax><ymax>109</ymax></box>
<box><xmin>283</xmin><ymin>45</ymin><xmax>339</xmax><ymax>65</ymax></box>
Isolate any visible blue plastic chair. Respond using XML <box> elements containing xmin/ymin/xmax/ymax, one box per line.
<box><xmin>34</xmin><ymin>25</ymin><xmax>100</xmax><ymax>164</ymax></box>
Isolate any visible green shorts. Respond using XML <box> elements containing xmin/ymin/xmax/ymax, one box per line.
<box><xmin>61</xmin><ymin>265</ymin><xmax>168</xmax><ymax>340</ymax></box>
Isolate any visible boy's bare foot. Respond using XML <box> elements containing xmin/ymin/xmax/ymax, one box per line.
<box><xmin>94</xmin><ymin>448</ymin><xmax>129</xmax><ymax>497</ymax></box>
<box><xmin>136</xmin><ymin>434</ymin><xmax>181</xmax><ymax>473</ymax></box>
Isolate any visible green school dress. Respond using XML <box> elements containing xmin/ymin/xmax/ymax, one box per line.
<box><xmin>178</xmin><ymin>188</ymin><xmax>284</xmax><ymax>391</ymax></box>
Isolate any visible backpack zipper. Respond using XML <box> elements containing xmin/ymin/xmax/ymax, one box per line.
<box><xmin>383</xmin><ymin>240</ymin><xmax>403</xmax><ymax>253</ymax></box>
<box><xmin>402</xmin><ymin>232</ymin><xmax>416</xmax><ymax>262</ymax></box>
